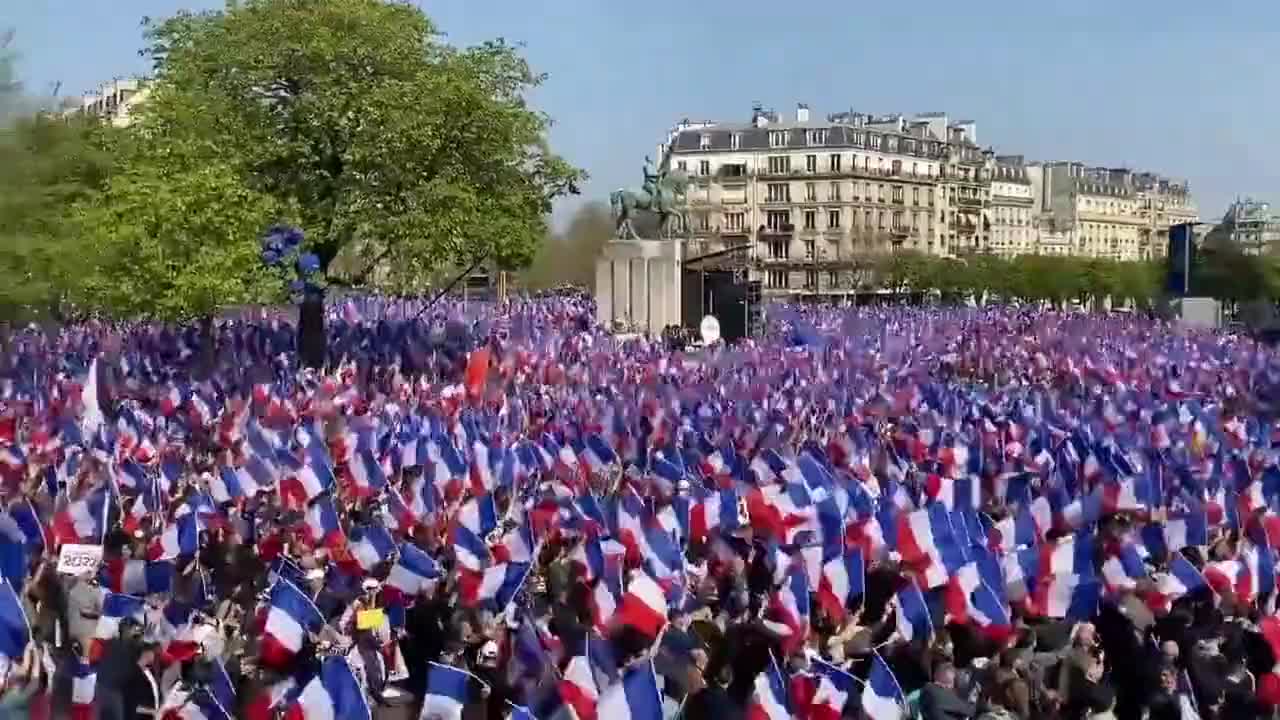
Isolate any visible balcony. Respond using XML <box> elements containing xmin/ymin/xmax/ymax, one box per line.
<box><xmin>955</xmin><ymin>196</ymin><xmax>984</xmax><ymax>208</ymax></box>
<box><xmin>760</xmin><ymin>224</ymin><xmax>795</xmax><ymax>236</ymax></box>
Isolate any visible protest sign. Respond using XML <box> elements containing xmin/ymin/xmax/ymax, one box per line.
<box><xmin>57</xmin><ymin>544</ymin><xmax>103</xmax><ymax>576</ymax></box>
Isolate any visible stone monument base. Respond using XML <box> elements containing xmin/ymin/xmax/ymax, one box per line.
<box><xmin>595</xmin><ymin>237</ymin><xmax>682</xmax><ymax>335</ymax></box>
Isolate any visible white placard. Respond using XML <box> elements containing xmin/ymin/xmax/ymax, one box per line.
<box><xmin>57</xmin><ymin>544</ymin><xmax>103</xmax><ymax>576</ymax></box>
<box><xmin>700</xmin><ymin>315</ymin><xmax>721</xmax><ymax>345</ymax></box>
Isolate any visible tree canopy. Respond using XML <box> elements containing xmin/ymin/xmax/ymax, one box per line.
<box><xmin>138</xmin><ymin>0</ymin><xmax>585</xmax><ymax>297</ymax></box>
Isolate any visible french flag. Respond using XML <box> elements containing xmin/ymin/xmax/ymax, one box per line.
<box><xmin>91</xmin><ymin>592</ymin><xmax>145</xmax><ymax>662</ymax></box>
<box><xmin>348</xmin><ymin>448</ymin><xmax>387</xmax><ymax>498</ymax></box>
<box><xmin>421</xmin><ymin>662</ymin><xmax>473</xmax><ymax>720</ymax></box>
<box><xmin>896</xmin><ymin>506</ymin><xmax>960</xmax><ymax>589</ymax></box>
<box><xmin>1038</xmin><ymin>534</ymin><xmax>1094</xmax><ymax>579</ymax></box>
<box><xmin>689</xmin><ymin>488</ymin><xmax>746</xmax><ymax>543</ymax></box>
<box><xmin>763</xmin><ymin>565</ymin><xmax>810</xmax><ymax>655</ymax></box>
<box><xmin>817</xmin><ymin>546</ymin><xmax>864</xmax><ymax>622</ymax></box>
<box><xmin>611</xmin><ymin>570</ymin><xmax>669</xmax><ymax>641</ymax></box>
<box><xmin>947</xmin><ymin>563</ymin><xmax>1013</xmax><ymax>643</ymax></box>
<box><xmin>1029</xmin><ymin>575</ymin><xmax>1101</xmax><ymax>620</ymax></box>
<box><xmin>151</xmin><ymin>511</ymin><xmax>199</xmax><ymax>561</ymax></box>
<box><xmin>861</xmin><ymin>651</ymin><xmax>906</xmax><ymax>720</ymax></box>
<box><xmin>1204</xmin><ymin>559</ymin><xmax>1249</xmax><ymax>600</ymax></box>
<box><xmin>102</xmin><ymin>558</ymin><xmax>174</xmax><ymax>596</ymax></box>
<box><xmin>591</xmin><ymin>564</ymin><xmax>624</xmax><ymax>632</ymax></box>
<box><xmin>1244</xmin><ymin>542</ymin><xmax>1277</xmax><ymax>602</ymax></box>
<box><xmin>1100</xmin><ymin>544</ymin><xmax>1148</xmax><ymax>594</ymax></box>
<box><xmin>348</xmin><ymin>525</ymin><xmax>395</xmax><ymax>573</ymax></box>
<box><xmin>1155</xmin><ymin>555</ymin><xmax>1208</xmax><ymax>607</ymax></box>
<box><xmin>71</xmin><ymin>660</ymin><xmax>97</xmax><ymax>720</ymax></box>
<box><xmin>807</xmin><ymin>658</ymin><xmax>857</xmax><ymax>720</ymax></box>
<box><xmin>260</xmin><ymin>580</ymin><xmax>324</xmax><ymax>669</ymax></box>
<box><xmin>384</xmin><ymin>543</ymin><xmax>440</xmax><ymax>600</ymax></box>
<box><xmin>582</xmin><ymin>434</ymin><xmax>617</xmax><ymax>476</ymax></box>
<box><xmin>284</xmin><ymin>656</ymin><xmax>371</xmax><ymax>720</ymax></box>
<box><xmin>896</xmin><ymin>581</ymin><xmax>933</xmax><ymax>644</ymax></box>
<box><xmin>1164</xmin><ymin>511</ymin><xmax>1209</xmax><ymax>554</ymax></box>
<box><xmin>212</xmin><ymin>465</ymin><xmax>260</xmax><ymax>505</ymax></box>
<box><xmin>748</xmin><ymin>655</ymin><xmax>791</xmax><ymax>720</ymax></box>
<box><xmin>458</xmin><ymin>562</ymin><xmax>529</xmax><ymax>611</ymax></box>
<box><xmin>52</xmin><ymin>487</ymin><xmax>109</xmax><ymax>546</ymax></box>
<box><xmin>559</xmin><ymin>652</ymin><xmax>605</xmax><ymax>720</ymax></box>
<box><xmin>0</xmin><ymin>579</ymin><xmax>29</xmax><ymax>663</ymax></box>
<box><xmin>469</xmin><ymin>440</ymin><xmax>497</xmax><ymax>496</ymax></box>
<box><xmin>304</xmin><ymin>496</ymin><xmax>344</xmax><ymax>549</ymax></box>
<box><xmin>596</xmin><ymin>662</ymin><xmax>664</xmax><ymax>720</ymax></box>
<box><xmin>6</xmin><ymin>500</ymin><xmax>49</xmax><ymax>554</ymax></box>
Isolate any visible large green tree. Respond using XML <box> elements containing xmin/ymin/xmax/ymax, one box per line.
<box><xmin>137</xmin><ymin>0</ymin><xmax>583</xmax><ymax>363</ymax></box>
<box><xmin>0</xmin><ymin>114</ymin><xmax>120</xmax><ymax>320</ymax></box>
<box><xmin>141</xmin><ymin>0</ymin><xmax>584</xmax><ymax>280</ymax></box>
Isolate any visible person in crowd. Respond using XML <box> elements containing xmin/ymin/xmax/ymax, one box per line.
<box><xmin>920</xmin><ymin>661</ymin><xmax>977</xmax><ymax>720</ymax></box>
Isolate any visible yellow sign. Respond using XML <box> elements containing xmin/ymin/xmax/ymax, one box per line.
<box><xmin>356</xmin><ymin>608</ymin><xmax>386</xmax><ymax>631</ymax></box>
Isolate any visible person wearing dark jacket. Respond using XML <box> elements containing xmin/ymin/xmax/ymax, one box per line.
<box><xmin>96</xmin><ymin>618</ymin><xmax>145</xmax><ymax>720</ymax></box>
<box><xmin>920</xmin><ymin>662</ymin><xmax>977</xmax><ymax>720</ymax></box>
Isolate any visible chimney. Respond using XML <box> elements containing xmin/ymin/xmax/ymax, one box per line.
<box><xmin>796</xmin><ymin>103</ymin><xmax>810</xmax><ymax>123</ymax></box>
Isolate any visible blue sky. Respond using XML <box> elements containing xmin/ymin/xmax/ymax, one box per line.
<box><xmin>6</xmin><ymin>0</ymin><xmax>1279</xmax><ymax>222</ymax></box>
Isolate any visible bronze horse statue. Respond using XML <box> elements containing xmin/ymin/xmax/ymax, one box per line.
<box><xmin>610</xmin><ymin>160</ymin><xmax>690</xmax><ymax>240</ymax></box>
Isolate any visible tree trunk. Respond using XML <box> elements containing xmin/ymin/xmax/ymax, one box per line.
<box><xmin>298</xmin><ymin>296</ymin><xmax>327</xmax><ymax>369</ymax></box>
<box><xmin>197</xmin><ymin>315</ymin><xmax>216</xmax><ymax>380</ymax></box>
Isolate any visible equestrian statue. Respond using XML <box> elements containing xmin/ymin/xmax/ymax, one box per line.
<box><xmin>610</xmin><ymin>156</ymin><xmax>690</xmax><ymax>240</ymax></box>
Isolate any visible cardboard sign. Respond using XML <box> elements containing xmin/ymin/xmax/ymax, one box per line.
<box><xmin>356</xmin><ymin>608</ymin><xmax>386</xmax><ymax>631</ymax></box>
<box><xmin>57</xmin><ymin>544</ymin><xmax>103</xmax><ymax>576</ymax></box>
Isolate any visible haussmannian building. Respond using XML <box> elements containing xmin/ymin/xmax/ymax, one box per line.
<box><xmin>659</xmin><ymin>103</ymin><xmax>1198</xmax><ymax>297</ymax></box>
<box><xmin>662</xmin><ymin>104</ymin><xmax>994</xmax><ymax>295</ymax></box>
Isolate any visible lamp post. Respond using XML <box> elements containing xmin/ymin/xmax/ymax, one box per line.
<box><xmin>260</xmin><ymin>225</ymin><xmax>327</xmax><ymax>369</ymax></box>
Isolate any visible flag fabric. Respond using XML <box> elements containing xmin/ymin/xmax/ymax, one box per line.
<box><xmin>284</xmin><ymin>656</ymin><xmax>370</xmax><ymax>720</ymax></box>
<box><xmin>747</xmin><ymin>654</ymin><xmax>791</xmax><ymax>720</ymax></box>
<box><xmin>595</xmin><ymin>661</ymin><xmax>664</xmax><ymax>720</ymax></box>
<box><xmin>261</xmin><ymin>580</ymin><xmax>325</xmax><ymax>669</ymax></box>
<box><xmin>861</xmin><ymin>651</ymin><xmax>905</xmax><ymax>720</ymax></box>
<box><xmin>422</xmin><ymin>662</ymin><xmax>475</xmax><ymax>720</ymax></box>
<box><xmin>611</xmin><ymin>570</ymin><xmax>669</xmax><ymax>641</ymax></box>
<box><xmin>0</xmin><ymin>579</ymin><xmax>29</xmax><ymax>663</ymax></box>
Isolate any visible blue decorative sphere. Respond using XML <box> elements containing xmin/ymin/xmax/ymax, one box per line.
<box><xmin>297</xmin><ymin>253</ymin><xmax>321</xmax><ymax>276</ymax></box>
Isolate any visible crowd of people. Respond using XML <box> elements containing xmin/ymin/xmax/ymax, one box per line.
<box><xmin>1</xmin><ymin>297</ymin><xmax>1280</xmax><ymax>720</ymax></box>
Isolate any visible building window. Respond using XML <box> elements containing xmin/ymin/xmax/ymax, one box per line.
<box><xmin>912</xmin><ymin>212</ymin><xmax>920</xmax><ymax>230</ymax></box>
<box><xmin>928</xmin><ymin>188</ymin><xmax>935</xmax><ymax>206</ymax></box>
<box><xmin>806</xmin><ymin>155</ymin><xmax>818</xmax><ymax>173</ymax></box>
<box><xmin>912</xmin><ymin>187</ymin><xmax>920</xmax><ymax>205</ymax></box>
<box><xmin>864</xmin><ymin>211</ymin><xmax>874</xmax><ymax>230</ymax></box>
<box><xmin>730</xmin><ymin>133</ymin><xmax>741</xmax><ymax>151</ymax></box>
<box><xmin>878</xmin><ymin>211</ymin><xmax>886</xmax><ymax>230</ymax></box>
<box><xmin>892</xmin><ymin>187</ymin><xmax>904</xmax><ymax>204</ymax></box>
<box><xmin>766</xmin><ymin>210</ymin><xmax>791</xmax><ymax>231</ymax></box>
<box><xmin>769</xmin><ymin>131</ymin><xmax>788</xmax><ymax>148</ymax></box>
<box><xmin>828</xmin><ymin>209</ymin><xmax>841</xmax><ymax>228</ymax></box>
<box><xmin>699</xmin><ymin>134</ymin><xmax>711</xmax><ymax>150</ymax></box>
<box><xmin>886</xmin><ymin>136</ymin><xmax>899</xmax><ymax>153</ymax></box>
<box><xmin>807</xmin><ymin>129</ymin><xmax>827</xmax><ymax>145</ymax></box>
<box><xmin>725</xmin><ymin>212</ymin><xmax>745</xmax><ymax>231</ymax></box>
<box><xmin>827</xmin><ymin>270</ymin><xmax>839</xmax><ymax>288</ymax></box>
<box><xmin>828</xmin><ymin>182</ymin><xmax>841</xmax><ymax>202</ymax></box>
<box><xmin>829</xmin><ymin>154</ymin><xmax>842</xmax><ymax>172</ymax></box>
<box><xmin>767</xmin><ymin>240</ymin><xmax>788</xmax><ymax>259</ymax></box>
<box><xmin>805</xmin><ymin>182</ymin><xmax>817</xmax><ymax>202</ymax></box>
<box><xmin>697</xmin><ymin>214</ymin><xmax>711</xmax><ymax>231</ymax></box>
<box><xmin>878</xmin><ymin>185</ymin><xmax>886</xmax><ymax>203</ymax></box>
<box><xmin>892</xmin><ymin>212</ymin><xmax>904</xmax><ymax>231</ymax></box>
<box><xmin>677</xmin><ymin>161</ymin><xmax>687</xmax><ymax>172</ymax></box>
<box><xmin>805</xmin><ymin>270</ymin><xmax>819</xmax><ymax>289</ymax></box>
<box><xmin>869</xmin><ymin>134</ymin><xmax>882</xmax><ymax>150</ymax></box>
<box><xmin>766</xmin><ymin>184</ymin><xmax>790</xmax><ymax>202</ymax></box>
<box><xmin>767</xmin><ymin>269</ymin><xmax>788</xmax><ymax>288</ymax></box>
<box><xmin>804</xmin><ymin>210</ymin><xmax>818</xmax><ymax>230</ymax></box>
<box><xmin>803</xmin><ymin>239</ymin><xmax>816</xmax><ymax>259</ymax></box>
<box><xmin>699</xmin><ymin>160</ymin><xmax>711</xmax><ymax>176</ymax></box>
<box><xmin>852</xmin><ymin>132</ymin><xmax>864</xmax><ymax>147</ymax></box>
<box><xmin>768</xmin><ymin>156</ymin><xmax>790</xmax><ymax>174</ymax></box>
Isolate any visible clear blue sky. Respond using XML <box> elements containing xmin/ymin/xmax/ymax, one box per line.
<box><xmin>6</xmin><ymin>0</ymin><xmax>1279</xmax><ymax>222</ymax></box>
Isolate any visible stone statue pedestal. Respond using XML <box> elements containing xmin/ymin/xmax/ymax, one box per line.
<box><xmin>595</xmin><ymin>237</ymin><xmax>682</xmax><ymax>335</ymax></box>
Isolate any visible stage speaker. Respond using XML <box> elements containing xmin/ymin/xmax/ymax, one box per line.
<box><xmin>1166</xmin><ymin>224</ymin><xmax>1196</xmax><ymax>296</ymax></box>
